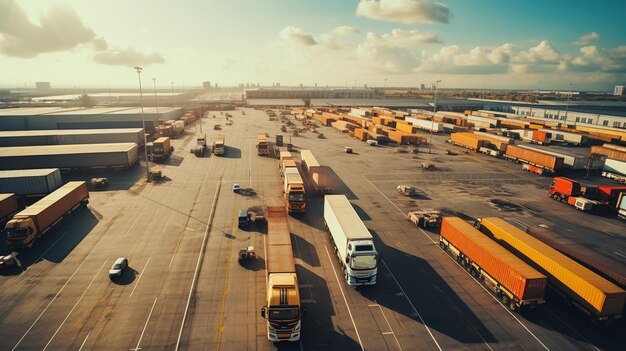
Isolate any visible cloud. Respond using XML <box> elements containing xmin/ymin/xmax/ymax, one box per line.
<box><xmin>418</xmin><ymin>44</ymin><xmax>513</xmax><ymax>74</ymax></box>
<box><xmin>0</xmin><ymin>0</ymin><xmax>99</xmax><ymax>58</ymax></box>
<box><xmin>92</xmin><ymin>37</ymin><xmax>108</xmax><ymax>51</ymax></box>
<box><xmin>279</xmin><ymin>26</ymin><xmax>318</xmax><ymax>47</ymax></box>
<box><xmin>332</xmin><ymin>26</ymin><xmax>361</xmax><ymax>36</ymax></box>
<box><xmin>576</xmin><ymin>31</ymin><xmax>599</xmax><ymax>45</ymax></box>
<box><xmin>93</xmin><ymin>48</ymin><xmax>165</xmax><ymax>67</ymax></box>
<box><xmin>356</xmin><ymin>0</ymin><xmax>451</xmax><ymax>24</ymax></box>
<box><xmin>570</xmin><ymin>45</ymin><xmax>626</xmax><ymax>73</ymax></box>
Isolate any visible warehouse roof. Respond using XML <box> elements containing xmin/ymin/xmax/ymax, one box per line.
<box><xmin>0</xmin><ymin>128</ymin><xmax>143</xmax><ymax>137</ymax></box>
<box><xmin>0</xmin><ymin>106</ymin><xmax>184</xmax><ymax>117</ymax></box>
<box><xmin>0</xmin><ymin>143</ymin><xmax>137</xmax><ymax>157</ymax></box>
<box><xmin>0</xmin><ymin>168</ymin><xmax>60</xmax><ymax>177</ymax></box>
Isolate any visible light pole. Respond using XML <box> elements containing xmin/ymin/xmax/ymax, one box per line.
<box><xmin>170</xmin><ymin>82</ymin><xmax>174</xmax><ymax>109</ymax></box>
<box><xmin>153</xmin><ymin>78</ymin><xmax>159</xmax><ymax>114</ymax></box>
<box><xmin>383</xmin><ymin>78</ymin><xmax>387</xmax><ymax>109</ymax></box>
<box><xmin>429</xmin><ymin>80</ymin><xmax>441</xmax><ymax>154</ymax></box>
<box><xmin>564</xmin><ymin>83</ymin><xmax>572</xmax><ymax>123</ymax></box>
<box><xmin>135</xmin><ymin>66</ymin><xmax>150</xmax><ymax>181</ymax></box>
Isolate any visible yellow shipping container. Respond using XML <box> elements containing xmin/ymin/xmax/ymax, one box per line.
<box><xmin>480</xmin><ymin>217</ymin><xmax>626</xmax><ymax>319</ymax></box>
<box><xmin>396</xmin><ymin>122</ymin><xmax>417</xmax><ymax>134</ymax></box>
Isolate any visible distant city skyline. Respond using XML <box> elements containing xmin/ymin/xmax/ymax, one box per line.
<box><xmin>1</xmin><ymin>0</ymin><xmax>625</xmax><ymax>91</ymax></box>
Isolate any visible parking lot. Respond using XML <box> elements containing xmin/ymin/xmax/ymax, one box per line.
<box><xmin>0</xmin><ymin>108</ymin><xmax>624</xmax><ymax>350</ymax></box>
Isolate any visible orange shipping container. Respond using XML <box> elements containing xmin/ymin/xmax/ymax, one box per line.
<box><xmin>353</xmin><ymin>128</ymin><xmax>369</xmax><ymax>141</ymax></box>
<box><xmin>505</xmin><ymin>145</ymin><xmax>563</xmax><ymax>171</ymax></box>
<box><xmin>590</xmin><ymin>146</ymin><xmax>626</xmax><ymax>162</ymax></box>
<box><xmin>450</xmin><ymin>132</ymin><xmax>484</xmax><ymax>151</ymax></box>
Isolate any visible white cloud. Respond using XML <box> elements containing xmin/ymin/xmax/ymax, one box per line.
<box><xmin>418</xmin><ymin>43</ymin><xmax>513</xmax><ymax>74</ymax></box>
<box><xmin>93</xmin><ymin>48</ymin><xmax>165</xmax><ymax>67</ymax></box>
<box><xmin>576</xmin><ymin>31</ymin><xmax>599</xmax><ymax>45</ymax></box>
<box><xmin>356</xmin><ymin>0</ymin><xmax>451</xmax><ymax>24</ymax></box>
<box><xmin>570</xmin><ymin>45</ymin><xmax>626</xmax><ymax>73</ymax></box>
<box><xmin>332</xmin><ymin>26</ymin><xmax>361</xmax><ymax>36</ymax></box>
<box><xmin>279</xmin><ymin>26</ymin><xmax>318</xmax><ymax>47</ymax></box>
<box><xmin>0</xmin><ymin>0</ymin><xmax>99</xmax><ymax>58</ymax></box>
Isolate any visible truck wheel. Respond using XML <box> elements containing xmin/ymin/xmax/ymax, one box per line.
<box><xmin>500</xmin><ymin>294</ymin><xmax>510</xmax><ymax>305</ymax></box>
<box><xmin>554</xmin><ymin>195</ymin><xmax>561</xmax><ymax>202</ymax></box>
<box><xmin>509</xmin><ymin>301</ymin><xmax>517</xmax><ymax>311</ymax></box>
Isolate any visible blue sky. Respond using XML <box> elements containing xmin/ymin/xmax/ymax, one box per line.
<box><xmin>1</xmin><ymin>0</ymin><xmax>625</xmax><ymax>91</ymax></box>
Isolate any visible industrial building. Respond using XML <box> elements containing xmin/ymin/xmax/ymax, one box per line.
<box><xmin>0</xmin><ymin>106</ymin><xmax>184</xmax><ymax>131</ymax></box>
<box><xmin>615</xmin><ymin>85</ymin><xmax>625</xmax><ymax>96</ymax></box>
<box><xmin>245</xmin><ymin>88</ymin><xmax>380</xmax><ymax>99</ymax></box>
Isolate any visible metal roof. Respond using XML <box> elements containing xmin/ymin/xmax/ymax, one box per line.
<box><xmin>0</xmin><ymin>128</ymin><xmax>143</xmax><ymax>137</ymax></box>
<box><xmin>0</xmin><ymin>168</ymin><xmax>60</xmax><ymax>177</ymax></box>
<box><xmin>0</xmin><ymin>143</ymin><xmax>137</xmax><ymax>157</ymax></box>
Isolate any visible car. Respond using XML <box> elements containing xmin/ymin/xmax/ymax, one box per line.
<box><xmin>109</xmin><ymin>257</ymin><xmax>128</xmax><ymax>280</ymax></box>
<box><xmin>232</xmin><ymin>183</ymin><xmax>241</xmax><ymax>193</ymax></box>
<box><xmin>238</xmin><ymin>209</ymin><xmax>249</xmax><ymax>228</ymax></box>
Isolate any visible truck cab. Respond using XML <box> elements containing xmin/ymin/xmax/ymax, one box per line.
<box><xmin>549</xmin><ymin>177</ymin><xmax>581</xmax><ymax>201</ymax></box>
<box><xmin>261</xmin><ymin>274</ymin><xmax>302</xmax><ymax>342</ymax></box>
<box><xmin>151</xmin><ymin>137</ymin><xmax>173</xmax><ymax>161</ymax></box>
<box><xmin>238</xmin><ymin>209</ymin><xmax>249</xmax><ymax>228</ymax></box>
<box><xmin>4</xmin><ymin>218</ymin><xmax>36</xmax><ymax>249</ymax></box>
<box><xmin>344</xmin><ymin>240</ymin><xmax>379</xmax><ymax>285</ymax></box>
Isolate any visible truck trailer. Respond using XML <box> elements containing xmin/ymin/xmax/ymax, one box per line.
<box><xmin>3</xmin><ymin>181</ymin><xmax>89</xmax><ymax>250</ymax></box>
<box><xmin>504</xmin><ymin>145</ymin><xmax>564</xmax><ymax>173</ymax></box>
<box><xmin>0</xmin><ymin>128</ymin><xmax>145</xmax><ymax>147</ymax></box>
<box><xmin>439</xmin><ymin>217</ymin><xmax>546</xmax><ymax>311</ymax></box>
<box><xmin>602</xmin><ymin>158</ymin><xmax>626</xmax><ymax>184</ymax></box>
<box><xmin>0</xmin><ymin>194</ymin><xmax>20</xmax><ymax>227</ymax></box>
<box><xmin>300</xmin><ymin>150</ymin><xmax>330</xmax><ymax>194</ymax></box>
<box><xmin>260</xmin><ymin>206</ymin><xmax>302</xmax><ymax>342</ymax></box>
<box><xmin>476</xmin><ymin>217</ymin><xmax>626</xmax><ymax>324</ymax></box>
<box><xmin>0</xmin><ymin>168</ymin><xmax>62</xmax><ymax>196</ymax></box>
<box><xmin>324</xmin><ymin>195</ymin><xmax>379</xmax><ymax>285</ymax></box>
<box><xmin>213</xmin><ymin>134</ymin><xmax>225</xmax><ymax>156</ymax></box>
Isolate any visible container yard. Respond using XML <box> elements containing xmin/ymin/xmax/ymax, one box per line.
<box><xmin>0</xmin><ymin>143</ymin><xmax>139</xmax><ymax>170</ymax></box>
<box><xmin>0</xmin><ymin>128</ymin><xmax>145</xmax><ymax>147</ymax></box>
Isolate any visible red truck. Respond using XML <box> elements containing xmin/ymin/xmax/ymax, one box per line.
<box><xmin>549</xmin><ymin>177</ymin><xmax>626</xmax><ymax>213</ymax></box>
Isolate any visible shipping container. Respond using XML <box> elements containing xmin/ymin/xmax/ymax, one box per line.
<box><xmin>590</xmin><ymin>146</ymin><xmax>626</xmax><ymax>162</ymax></box>
<box><xmin>449</xmin><ymin>132</ymin><xmax>484</xmax><ymax>151</ymax></box>
<box><xmin>0</xmin><ymin>168</ymin><xmax>62</xmax><ymax>196</ymax></box>
<box><xmin>526</xmin><ymin>227</ymin><xmax>626</xmax><ymax>290</ymax></box>
<box><xmin>353</xmin><ymin>128</ymin><xmax>369</xmax><ymax>141</ymax></box>
<box><xmin>439</xmin><ymin>217</ymin><xmax>546</xmax><ymax>311</ymax></box>
<box><xmin>478</xmin><ymin>217</ymin><xmax>626</xmax><ymax>321</ymax></box>
<box><xmin>0</xmin><ymin>193</ymin><xmax>19</xmax><ymax>224</ymax></box>
<box><xmin>602</xmin><ymin>144</ymin><xmax>626</xmax><ymax>153</ymax></box>
<box><xmin>532</xmin><ymin>130</ymin><xmax>550</xmax><ymax>145</ymax></box>
<box><xmin>0</xmin><ymin>128</ymin><xmax>145</xmax><ymax>147</ymax></box>
<box><xmin>404</xmin><ymin>117</ymin><xmax>444</xmax><ymax>132</ymax></box>
<box><xmin>603</xmin><ymin>158</ymin><xmax>626</xmax><ymax>176</ymax></box>
<box><xmin>575</xmin><ymin>125</ymin><xmax>626</xmax><ymax>143</ymax></box>
<box><xmin>504</xmin><ymin>145</ymin><xmax>563</xmax><ymax>172</ymax></box>
<box><xmin>516</xmin><ymin>144</ymin><xmax>587</xmax><ymax>170</ymax></box>
<box><xmin>472</xmin><ymin>132</ymin><xmax>512</xmax><ymax>152</ymax></box>
<box><xmin>0</xmin><ymin>143</ymin><xmax>139</xmax><ymax>170</ymax></box>
<box><xmin>540</xmin><ymin>129</ymin><xmax>587</xmax><ymax>145</ymax></box>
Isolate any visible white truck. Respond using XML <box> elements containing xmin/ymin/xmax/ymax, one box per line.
<box><xmin>324</xmin><ymin>195</ymin><xmax>379</xmax><ymax>285</ymax></box>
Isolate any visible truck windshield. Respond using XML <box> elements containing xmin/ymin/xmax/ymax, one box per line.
<box><xmin>215</xmin><ymin>143</ymin><xmax>224</xmax><ymax>148</ymax></box>
<box><xmin>351</xmin><ymin>254</ymin><xmax>377</xmax><ymax>270</ymax></box>
<box><xmin>153</xmin><ymin>145</ymin><xmax>164</xmax><ymax>152</ymax></box>
<box><xmin>5</xmin><ymin>229</ymin><xmax>28</xmax><ymax>240</ymax></box>
<box><xmin>289</xmin><ymin>193</ymin><xmax>304</xmax><ymax>202</ymax></box>
<box><xmin>268</xmin><ymin>307</ymin><xmax>300</xmax><ymax>321</ymax></box>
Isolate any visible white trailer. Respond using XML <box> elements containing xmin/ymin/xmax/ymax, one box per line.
<box><xmin>539</xmin><ymin>129</ymin><xmax>587</xmax><ymax>145</ymax></box>
<box><xmin>404</xmin><ymin>117</ymin><xmax>444</xmax><ymax>132</ymax></box>
<box><xmin>467</xmin><ymin>115</ymin><xmax>498</xmax><ymax>127</ymax></box>
<box><xmin>602</xmin><ymin>158</ymin><xmax>626</xmax><ymax>183</ymax></box>
<box><xmin>300</xmin><ymin>150</ymin><xmax>330</xmax><ymax>194</ymax></box>
<box><xmin>324</xmin><ymin>195</ymin><xmax>379</xmax><ymax>286</ymax></box>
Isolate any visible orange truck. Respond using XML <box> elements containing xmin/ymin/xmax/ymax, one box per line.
<box><xmin>3</xmin><ymin>182</ymin><xmax>89</xmax><ymax>250</ymax></box>
<box><xmin>549</xmin><ymin>177</ymin><xmax>626</xmax><ymax>213</ymax></box>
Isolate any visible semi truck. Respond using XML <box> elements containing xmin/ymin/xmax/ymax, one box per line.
<box><xmin>213</xmin><ymin>134</ymin><xmax>225</xmax><ymax>156</ymax></box>
<box><xmin>439</xmin><ymin>217</ymin><xmax>546</xmax><ymax>311</ymax></box>
<box><xmin>475</xmin><ymin>217</ymin><xmax>626</xmax><ymax>324</ymax></box>
<box><xmin>260</xmin><ymin>206</ymin><xmax>302</xmax><ymax>342</ymax></box>
<box><xmin>3</xmin><ymin>181</ymin><xmax>89</xmax><ymax>250</ymax></box>
<box><xmin>191</xmin><ymin>133</ymin><xmax>206</xmax><ymax>157</ymax></box>
<box><xmin>300</xmin><ymin>150</ymin><xmax>330</xmax><ymax>194</ymax></box>
<box><xmin>549</xmin><ymin>177</ymin><xmax>626</xmax><ymax>213</ymax></box>
<box><xmin>257</xmin><ymin>134</ymin><xmax>269</xmax><ymax>156</ymax></box>
<box><xmin>150</xmin><ymin>137</ymin><xmax>174</xmax><ymax>161</ymax></box>
<box><xmin>283</xmin><ymin>168</ymin><xmax>306</xmax><ymax>214</ymax></box>
<box><xmin>0</xmin><ymin>194</ymin><xmax>20</xmax><ymax>227</ymax></box>
<box><xmin>324</xmin><ymin>195</ymin><xmax>379</xmax><ymax>285</ymax></box>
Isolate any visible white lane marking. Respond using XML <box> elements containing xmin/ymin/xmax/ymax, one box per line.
<box><xmin>545</xmin><ymin>308</ymin><xmax>600</xmax><ymax>351</ymax></box>
<box><xmin>175</xmin><ymin>180</ymin><xmax>221</xmax><ymax>350</ymax></box>
<box><xmin>130</xmin><ymin>257</ymin><xmax>151</xmax><ymax>298</ymax></box>
<box><xmin>131</xmin><ymin>296</ymin><xmax>159</xmax><ymax>351</ymax></box>
<box><xmin>78</xmin><ymin>331</ymin><xmax>91</xmax><ymax>351</ymax></box>
<box><xmin>11</xmin><ymin>257</ymin><xmax>88</xmax><ymax>351</ymax></box>
<box><xmin>43</xmin><ymin>259</ymin><xmax>108</xmax><ymax>350</ymax></box>
<box><xmin>323</xmin><ymin>246</ymin><xmax>364</xmax><ymax>351</ymax></box>
<box><xmin>371</xmin><ymin>303</ymin><xmax>403</xmax><ymax>351</ymax></box>
<box><xmin>614</xmin><ymin>251</ymin><xmax>626</xmax><ymax>259</ymax></box>
<box><xmin>380</xmin><ymin>259</ymin><xmax>442</xmax><ymax>351</ymax></box>
<box><xmin>507</xmin><ymin>217</ymin><xmax>529</xmax><ymax>230</ymax></box>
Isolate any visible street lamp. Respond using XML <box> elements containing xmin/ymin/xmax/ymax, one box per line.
<box><xmin>134</xmin><ymin>66</ymin><xmax>150</xmax><ymax>181</ymax></box>
<box><xmin>153</xmin><ymin>78</ymin><xmax>159</xmax><ymax>114</ymax></box>
<box><xmin>170</xmin><ymin>81</ymin><xmax>174</xmax><ymax>109</ymax></box>
<box><xmin>383</xmin><ymin>78</ymin><xmax>387</xmax><ymax>109</ymax></box>
<box><xmin>429</xmin><ymin>80</ymin><xmax>441</xmax><ymax>154</ymax></box>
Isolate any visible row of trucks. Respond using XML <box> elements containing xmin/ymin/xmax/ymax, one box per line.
<box><xmin>279</xmin><ymin>151</ymin><xmax>306</xmax><ymax>214</ymax></box>
<box><xmin>440</xmin><ymin>217</ymin><xmax>626</xmax><ymax>323</ymax></box>
<box><xmin>548</xmin><ymin>176</ymin><xmax>626</xmax><ymax>214</ymax></box>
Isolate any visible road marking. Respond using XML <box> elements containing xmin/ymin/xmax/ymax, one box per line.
<box><xmin>506</xmin><ymin>217</ymin><xmax>529</xmax><ymax>229</ymax></box>
<box><xmin>614</xmin><ymin>251</ymin><xmax>626</xmax><ymax>259</ymax></box>
<box><xmin>11</xmin><ymin>257</ymin><xmax>88</xmax><ymax>351</ymax></box>
<box><xmin>216</xmin><ymin>241</ymin><xmax>233</xmax><ymax>351</ymax></box>
<box><xmin>370</xmin><ymin>302</ymin><xmax>403</xmax><ymax>351</ymax></box>
<box><xmin>78</xmin><ymin>331</ymin><xmax>91</xmax><ymax>351</ymax></box>
<box><xmin>131</xmin><ymin>296</ymin><xmax>158</xmax><ymax>351</ymax></box>
<box><xmin>323</xmin><ymin>245</ymin><xmax>364</xmax><ymax>351</ymax></box>
<box><xmin>175</xmin><ymin>179</ymin><xmax>221</xmax><ymax>351</ymax></box>
<box><xmin>381</xmin><ymin>259</ymin><xmax>442</xmax><ymax>351</ymax></box>
<box><xmin>43</xmin><ymin>258</ymin><xmax>108</xmax><ymax>350</ymax></box>
<box><xmin>130</xmin><ymin>257</ymin><xmax>151</xmax><ymax>298</ymax></box>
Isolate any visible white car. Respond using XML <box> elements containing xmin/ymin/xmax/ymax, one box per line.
<box><xmin>109</xmin><ymin>257</ymin><xmax>128</xmax><ymax>280</ymax></box>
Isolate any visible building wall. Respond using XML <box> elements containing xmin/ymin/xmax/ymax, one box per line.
<box><xmin>511</xmin><ymin>106</ymin><xmax>626</xmax><ymax>129</ymax></box>
<box><xmin>615</xmin><ymin>85</ymin><xmax>625</xmax><ymax>96</ymax></box>
<box><xmin>245</xmin><ymin>88</ymin><xmax>380</xmax><ymax>99</ymax></box>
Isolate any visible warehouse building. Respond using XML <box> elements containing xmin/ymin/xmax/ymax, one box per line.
<box><xmin>0</xmin><ymin>128</ymin><xmax>145</xmax><ymax>147</ymax></box>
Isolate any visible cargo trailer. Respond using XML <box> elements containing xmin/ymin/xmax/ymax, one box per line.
<box><xmin>448</xmin><ymin>132</ymin><xmax>484</xmax><ymax>151</ymax></box>
<box><xmin>516</xmin><ymin>144</ymin><xmax>587</xmax><ymax>170</ymax></box>
<box><xmin>0</xmin><ymin>143</ymin><xmax>139</xmax><ymax>171</ymax></box>
<box><xmin>504</xmin><ymin>145</ymin><xmax>563</xmax><ymax>173</ymax></box>
<box><xmin>3</xmin><ymin>181</ymin><xmax>89</xmax><ymax>250</ymax></box>
<box><xmin>540</xmin><ymin>129</ymin><xmax>587</xmax><ymax>145</ymax></box>
<box><xmin>404</xmin><ymin>117</ymin><xmax>444</xmax><ymax>132</ymax></box>
<box><xmin>324</xmin><ymin>195</ymin><xmax>379</xmax><ymax>285</ymax></box>
<box><xmin>0</xmin><ymin>128</ymin><xmax>144</xmax><ymax>147</ymax></box>
<box><xmin>602</xmin><ymin>158</ymin><xmax>626</xmax><ymax>184</ymax></box>
<box><xmin>0</xmin><ymin>193</ymin><xmax>20</xmax><ymax>227</ymax></box>
<box><xmin>0</xmin><ymin>168</ymin><xmax>62</xmax><ymax>196</ymax></box>
<box><xmin>300</xmin><ymin>150</ymin><xmax>330</xmax><ymax>194</ymax></box>
<box><xmin>590</xmin><ymin>146</ymin><xmax>626</xmax><ymax>162</ymax></box>
<box><xmin>439</xmin><ymin>217</ymin><xmax>546</xmax><ymax>311</ymax></box>
<box><xmin>476</xmin><ymin>217</ymin><xmax>626</xmax><ymax>323</ymax></box>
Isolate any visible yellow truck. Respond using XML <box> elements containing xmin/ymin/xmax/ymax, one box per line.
<box><xmin>3</xmin><ymin>182</ymin><xmax>89</xmax><ymax>250</ymax></box>
<box><xmin>280</xmin><ymin>161</ymin><xmax>305</xmax><ymax>214</ymax></box>
<box><xmin>257</xmin><ymin>134</ymin><xmax>269</xmax><ymax>156</ymax></box>
<box><xmin>150</xmin><ymin>137</ymin><xmax>174</xmax><ymax>161</ymax></box>
<box><xmin>213</xmin><ymin>134</ymin><xmax>225</xmax><ymax>156</ymax></box>
<box><xmin>261</xmin><ymin>206</ymin><xmax>302</xmax><ymax>341</ymax></box>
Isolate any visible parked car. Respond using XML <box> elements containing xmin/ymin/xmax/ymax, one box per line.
<box><xmin>232</xmin><ymin>183</ymin><xmax>241</xmax><ymax>193</ymax></box>
<box><xmin>109</xmin><ymin>257</ymin><xmax>128</xmax><ymax>280</ymax></box>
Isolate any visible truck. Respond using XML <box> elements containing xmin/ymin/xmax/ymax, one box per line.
<box><xmin>191</xmin><ymin>133</ymin><xmax>206</xmax><ymax>157</ymax></box>
<box><xmin>0</xmin><ymin>193</ymin><xmax>20</xmax><ymax>227</ymax></box>
<box><xmin>260</xmin><ymin>206</ymin><xmax>302</xmax><ymax>342</ymax></box>
<box><xmin>275</xmin><ymin>134</ymin><xmax>284</xmax><ymax>146</ymax></box>
<box><xmin>300</xmin><ymin>150</ymin><xmax>330</xmax><ymax>194</ymax></box>
<box><xmin>324</xmin><ymin>195</ymin><xmax>379</xmax><ymax>285</ymax></box>
<box><xmin>475</xmin><ymin>217</ymin><xmax>626</xmax><ymax>324</ymax></box>
<box><xmin>257</xmin><ymin>134</ymin><xmax>269</xmax><ymax>156</ymax></box>
<box><xmin>601</xmin><ymin>158</ymin><xmax>626</xmax><ymax>184</ymax></box>
<box><xmin>3</xmin><ymin>181</ymin><xmax>89</xmax><ymax>250</ymax></box>
<box><xmin>549</xmin><ymin>177</ymin><xmax>626</xmax><ymax>213</ymax></box>
<box><xmin>504</xmin><ymin>144</ymin><xmax>563</xmax><ymax>174</ymax></box>
<box><xmin>0</xmin><ymin>169</ymin><xmax>62</xmax><ymax>197</ymax></box>
<box><xmin>213</xmin><ymin>134</ymin><xmax>225</xmax><ymax>156</ymax></box>
<box><xmin>150</xmin><ymin>137</ymin><xmax>174</xmax><ymax>161</ymax></box>
<box><xmin>283</xmin><ymin>168</ymin><xmax>306</xmax><ymax>214</ymax></box>
<box><xmin>618</xmin><ymin>192</ymin><xmax>626</xmax><ymax>220</ymax></box>
<box><xmin>439</xmin><ymin>217</ymin><xmax>546</xmax><ymax>311</ymax></box>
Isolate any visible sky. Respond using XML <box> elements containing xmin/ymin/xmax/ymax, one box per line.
<box><xmin>1</xmin><ymin>0</ymin><xmax>625</xmax><ymax>91</ymax></box>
